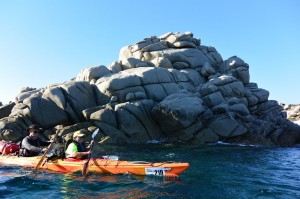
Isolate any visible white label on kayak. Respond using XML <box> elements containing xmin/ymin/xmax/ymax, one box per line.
<box><xmin>145</xmin><ymin>167</ymin><xmax>171</xmax><ymax>176</ymax></box>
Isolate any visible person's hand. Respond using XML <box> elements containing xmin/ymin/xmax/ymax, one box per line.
<box><xmin>50</xmin><ymin>136</ymin><xmax>57</xmax><ymax>142</ymax></box>
<box><xmin>41</xmin><ymin>148</ymin><xmax>47</xmax><ymax>153</ymax></box>
<box><xmin>87</xmin><ymin>140</ymin><xmax>94</xmax><ymax>148</ymax></box>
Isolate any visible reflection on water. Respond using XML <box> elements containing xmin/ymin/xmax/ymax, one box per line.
<box><xmin>0</xmin><ymin>164</ymin><xmax>182</xmax><ymax>198</ymax></box>
<box><xmin>59</xmin><ymin>172</ymin><xmax>182</xmax><ymax>199</ymax></box>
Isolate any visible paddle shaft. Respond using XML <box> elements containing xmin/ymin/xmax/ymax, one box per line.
<box><xmin>35</xmin><ymin>131</ymin><xmax>59</xmax><ymax>170</ymax></box>
<box><xmin>82</xmin><ymin>129</ymin><xmax>99</xmax><ymax>176</ymax></box>
<box><xmin>82</xmin><ymin>141</ymin><xmax>94</xmax><ymax>175</ymax></box>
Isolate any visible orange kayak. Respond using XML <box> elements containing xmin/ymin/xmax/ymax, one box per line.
<box><xmin>0</xmin><ymin>155</ymin><xmax>189</xmax><ymax>177</ymax></box>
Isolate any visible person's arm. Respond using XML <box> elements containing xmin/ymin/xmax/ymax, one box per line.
<box><xmin>22</xmin><ymin>137</ymin><xmax>43</xmax><ymax>153</ymax></box>
<box><xmin>38</xmin><ymin>137</ymin><xmax>51</xmax><ymax>146</ymax></box>
<box><xmin>73</xmin><ymin>150</ymin><xmax>90</xmax><ymax>158</ymax></box>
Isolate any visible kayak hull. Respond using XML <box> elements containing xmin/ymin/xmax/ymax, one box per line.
<box><xmin>0</xmin><ymin>156</ymin><xmax>189</xmax><ymax>177</ymax></box>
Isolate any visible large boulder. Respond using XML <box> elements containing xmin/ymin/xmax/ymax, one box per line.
<box><xmin>152</xmin><ymin>91</ymin><xmax>208</xmax><ymax>141</ymax></box>
<box><xmin>115</xmin><ymin>100</ymin><xmax>162</xmax><ymax>142</ymax></box>
<box><xmin>96</xmin><ymin>67</ymin><xmax>194</xmax><ymax>104</ymax></box>
<box><xmin>61</xmin><ymin>81</ymin><xmax>97</xmax><ymax>121</ymax></box>
<box><xmin>76</xmin><ymin>65</ymin><xmax>111</xmax><ymax>83</ymax></box>
<box><xmin>0</xmin><ymin>102</ymin><xmax>15</xmax><ymax>119</ymax></box>
<box><xmin>276</xmin><ymin>122</ymin><xmax>300</xmax><ymax>146</ymax></box>
<box><xmin>206</xmin><ymin>114</ymin><xmax>248</xmax><ymax>137</ymax></box>
<box><xmin>119</xmin><ymin>32</ymin><xmax>222</xmax><ymax>71</ymax></box>
<box><xmin>0</xmin><ymin>115</ymin><xmax>32</xmax><ymax>142</ymax></box>
<box><xmin>14</xmin><ymin>87</ymin><xmax>43</xmax><ymax>103</ymax></box>
<box><xmin>220</xmin><ymin>56</ymin><xmax>250</xmax><ymax>84</ymax></box>
<box><xmin>22</xmin><ymin>96</ymin><xmax>69</xmax><ymax>129</ymax></box>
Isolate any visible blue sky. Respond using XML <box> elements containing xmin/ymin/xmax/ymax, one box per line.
<box><xmin>0</xmin><ymin>0</ymin><xmax>299</xmax><ymax>104</ymax></box>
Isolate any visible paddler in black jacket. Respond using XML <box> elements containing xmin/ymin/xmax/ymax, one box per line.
<box><xmin>20</xmin><ymin>124</ymin><xmax>51</xmax><ymax>157</ymax></box>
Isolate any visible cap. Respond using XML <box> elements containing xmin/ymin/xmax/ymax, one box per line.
<box><xmin>73</xmin><ymin>130</ymin><xmax>85</xmax><ymax>138</ymax></box>
<box><xmin>27</xmin><ymin>124</ymin><xmax>43</xmax><ymax>134</ymax></box>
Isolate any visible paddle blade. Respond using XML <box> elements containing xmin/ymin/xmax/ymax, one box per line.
<box><xmin>35</xmin><ymin>158</ymin><xmax>44</xmax><ymax>170</ymax></box>
<box><xmin>82</xmin><ymin>160</ymin><xmax>90</xmax><ymax>176</ymax></box>
<box><xmin>92</xmin><ymin>128</ymin><xmax>99</xmax><ymax>139</ymax></box>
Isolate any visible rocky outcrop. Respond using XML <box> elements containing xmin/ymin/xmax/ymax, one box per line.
<box><xmin>1</xmin><ymin>32</ymin><xmax>299</xmax><ymax>146</ymax></box>
<box><xmin>282</xmin><ymin>104</ymin><xmax>300</xmax><ymax>124</ymax></box>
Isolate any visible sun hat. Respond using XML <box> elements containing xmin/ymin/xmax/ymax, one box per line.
<box><xmin>73</xmin><ymin>130</ymin><xmax>85</xmax><ymax>138</ymax></box>
<box><xmin>27</xmin><ymin>124</ymin><xmax>43</xmax><ymax>134</ymax></box>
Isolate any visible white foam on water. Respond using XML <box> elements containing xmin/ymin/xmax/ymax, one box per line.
<box><xmin>217</xmin><ymin>141</ymin><xmax>259</xmax><ymax>147</ymax></box>
<box><xmin>166</xmin><ymin>153</ymin><xmax>175</xmax><ymax>158</ymax></box>
<box><xmin>146</xmin><ymin>138</ymin><xmax>167</xmax><ymax>144</ymax></box>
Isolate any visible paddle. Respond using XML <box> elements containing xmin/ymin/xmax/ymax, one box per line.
<box><xmin>35</xmin><ymin>131</ymin><xmax>60</xmax><ymax>170</ymax></box>
<box><xmin>82</xmin><ymin>128</ymin><xmax>99</xmax><ymax>177</ymax></box>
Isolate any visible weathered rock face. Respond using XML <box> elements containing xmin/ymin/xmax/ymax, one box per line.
<box><xmin>1</xmin><ymin>32</ymin><xmax>299</xmax><ymax>146</ymax></box>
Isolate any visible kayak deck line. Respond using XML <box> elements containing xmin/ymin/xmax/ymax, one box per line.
<box><xmin>0</xmin><ymin>155</ymin><xmax>189</xmax><ymax>177</ymax></box>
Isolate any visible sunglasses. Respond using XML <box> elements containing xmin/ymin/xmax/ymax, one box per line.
<box><xmin>31</xmin><ymin>131</ymin><xmax>40</xmax><ymax>134</ymax></box>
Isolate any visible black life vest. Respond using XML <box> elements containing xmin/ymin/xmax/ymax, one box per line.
<box><xmin>74</xmin><ymin>141</ymin><xmax>86</xmax><ymax>152</ymax></box>
<box><xmin>19</xmin><ymin>136</ymin><xmax>43</xmax><ymax>157</ymax></box>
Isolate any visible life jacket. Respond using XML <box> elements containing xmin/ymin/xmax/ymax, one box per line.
<box><xmin>0</xmin><ymin>140</ymin><xmax>20</xmax><ymax>155</ymax></box>
<box><xmin>65</xmin><ymin>139</ymin><xmax>86</xmax><ymax>152</ymax></box>
<box><xmin>74</xmin><ymin>141</ymin><xmax>86</xmax><ymax>153</ymax></box>
<box><xmin>64</xmin><ymin>139</ymin><xmax>73</xmax><ymax>152</ymax></box>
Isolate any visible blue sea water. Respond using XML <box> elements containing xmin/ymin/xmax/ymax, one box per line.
<box><xmin>0</xmin><ymin>144</ymin><xmax>300</xmax><ymax>199</ymax></box>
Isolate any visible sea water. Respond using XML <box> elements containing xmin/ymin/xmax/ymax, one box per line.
<box><xmin>0</xmin><ymin>144</ymin><xmax>299</xmax><ymax>199</ymax></box>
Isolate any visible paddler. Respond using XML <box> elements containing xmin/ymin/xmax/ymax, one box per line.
<box><xmin>19</xmin><ymin>124</ymin><xmax>54</xmax><ymax>157</ymax></box>
<box><xmin>65</xmin><ymin>130</ymin><xmax>92</xmax><ymax>159</ymax></box>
